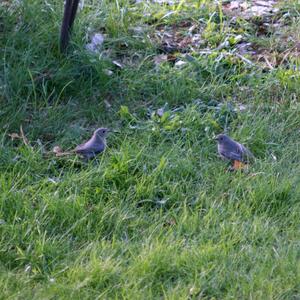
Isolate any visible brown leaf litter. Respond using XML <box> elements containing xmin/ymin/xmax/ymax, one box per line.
<box><xmin>153</xmin><ymin>20</ymin><xmax>204</xmax><ymax>54</ymax></box>
<box><xmin>222</xmin><ymin>0</ymin><xmax>280</xmax><ymax>19</ymax></box>
<box><xmin>8</xmin><ymin>125</ymin><xmax>30</xmax><ymax>146</ymax></box>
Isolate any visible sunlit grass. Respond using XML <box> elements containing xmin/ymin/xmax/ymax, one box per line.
<box><xmin>1</xmin><ymin>0</ymin><xmax>300</xmax><ymax>299</ymax></box>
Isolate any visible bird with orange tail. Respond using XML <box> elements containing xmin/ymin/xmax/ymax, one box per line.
<box><xmin>215</xmin><ymin>134</ymin><xmax>254</xmax><ymax>171</ymax></box>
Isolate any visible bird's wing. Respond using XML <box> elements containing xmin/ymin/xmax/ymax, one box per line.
<box><xmin>219</xmin><ymin>141</ymin><xmax>254</xmax><ymax>162</ymax></box>
<box><xmin>220</xmin><ymin>148</ymin><xmax>243</xmax><ymax>161</ymax></box>
<box><xmin>75</xmin><ymin>140</ymin><xmax>105</xmax><ymax>154</ymax></box>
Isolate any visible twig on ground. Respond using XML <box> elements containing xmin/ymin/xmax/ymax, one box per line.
<box><xmin>235</xmin><ymin>53</ymin><xmax>257</xmax><ymax>67</ymax></box>
<box><xmin>20</xmin><ymin>125</ymin><xmax>30</xmax><ymax>146</ymax></box>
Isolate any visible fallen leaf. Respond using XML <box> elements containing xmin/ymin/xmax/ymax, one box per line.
<box><xmin>240</xmin><ymin>2</ymin><xmax>249</xmax><ymax>10</ymax></box>
<box><xmin>8</xmin><ymin>126</ymin><xmax>30</xmax><ymax>146</ymax></box>
<box><xmin>52</xmin><ymin>146</ymin><xmax>63</xmax><ymax>154</ymax></box>
<box><xmin>52</xmin><ymin>148</ymin><xmax>74</xmax><ymax>157</ymax></box>
<box><xmin>165</xmin><ymin>218</ymin><xmax>176</xmax><ymax>226</ymax></box>
<box><xmin>8</xmin><ymin>133</ymin><xmax>21</xmax><ymax>140</ymax></box>
<box><xmin>154</xmin><ymin>54</ymin><xmax>168</xmax><ymax>65</ymax></box>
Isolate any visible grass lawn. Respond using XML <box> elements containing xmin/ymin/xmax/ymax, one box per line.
<box><xmin>1</xmin><ymin>0</ymin><xmax>300</xmax><ymax>298</ymax></box>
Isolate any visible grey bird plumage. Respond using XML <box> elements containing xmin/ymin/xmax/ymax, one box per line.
<box><xmin>74</xmin><ymin>127</ymin><xmax>109</xmax><ymax>159</ymax></box>
<box><xmin>215</xmin><ymin>134</ymin><xmax>254</xmax><ymax>163</ymax></box>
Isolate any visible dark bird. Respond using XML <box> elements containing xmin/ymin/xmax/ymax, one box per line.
<box><xmin>60</xmin><ymin>0</ymin><xmax>80</xmax><ymax>52</ymax></box>
<box><xmin>74</xmin><ymin>127</ymin><xmax>109</xmax><ymax>159</ymax></box>
<box><xmin>215</xmin><ymin>134</ymin><xmax>254</xmax><ymax>170</ymax></box>
<box><xmin>53</xmin><ymin>128</ymin><xmax>109</xmax><ymax>160</ymax></box>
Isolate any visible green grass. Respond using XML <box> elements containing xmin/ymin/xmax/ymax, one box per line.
<box><xmin>1</xmin><ymin>0</ymin><xmax>300</xmax><ymax>299</ymax></box>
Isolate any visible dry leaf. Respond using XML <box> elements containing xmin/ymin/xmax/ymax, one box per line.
<box><xmin>8</xmin><ymin>126</ymin><xmax>30</xmax><ymax>146</ymax></box>
<box><xmin>154</xmin><ymin>54</ymin><xmax>168</xmax><ymax>65</ymax></box>
<box><xmin>240</xmin><ymin>2</ymin><xmax>249</xmax><ymax>10</ymax></box>
<box><xmin>53</xmin><ymin>146</ymin><xmax>63</xmax><ymax>154</ymax></box>
<box><xmin>8</xmin><ymin>133</ymin><xmax>21</xmax><ymax>140</ymax></box>
<box><xmin>164</xmin><ymin>218</ymin><xmax>176</xmax><ymax>226</ymax></box>
<box><xmin>52</xmin><ymin>146</ymin><xmax>74</xmax><ymax>157</ymax></box>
